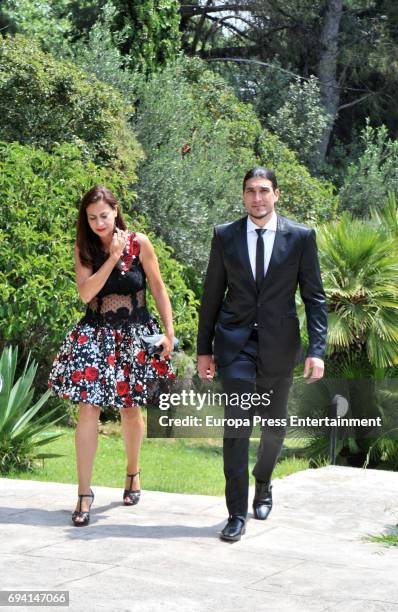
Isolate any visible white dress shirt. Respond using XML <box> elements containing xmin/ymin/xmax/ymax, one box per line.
<box><xmin>247</xmin><ymin>212</ymin><xmax>277</xmax><ymax>280</ymax></box>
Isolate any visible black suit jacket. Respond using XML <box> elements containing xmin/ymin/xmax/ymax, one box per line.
<box><xmin>197</xmin><ymin>214</ymin><xmax>328</xmax><ymax>375</ymax></box>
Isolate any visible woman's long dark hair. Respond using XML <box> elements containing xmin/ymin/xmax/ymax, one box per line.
<box><xmin>76</xmin><ymin>185</ymin><xmax>127</xmax><ymax>267</ymax></box>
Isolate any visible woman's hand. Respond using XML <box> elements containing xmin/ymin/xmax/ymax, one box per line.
<box><xmin>156</xmin><ymin>334</ymin><xmax>174</xmax><ymax>359</ymax></box>
<box><xmin>109</xmin><ymin>228</ymin><xmax>128</xmax><ymax>262</ymax></box>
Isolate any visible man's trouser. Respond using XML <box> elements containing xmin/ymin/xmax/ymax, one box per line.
<box><xmin>218</xmin><ymin>329</ymin><xmax>293</xmax><ymax>521</ymax></box>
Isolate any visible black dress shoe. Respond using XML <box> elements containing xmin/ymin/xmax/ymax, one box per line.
<box><xmin>253</xmin><ymin>481</ymin><xmax>272</xmax><ymax>520</ymax></box>
<box><xmin>220</xmin><ymin>516</ymin><xmax>246</xmax><ymax>542</ymax></box>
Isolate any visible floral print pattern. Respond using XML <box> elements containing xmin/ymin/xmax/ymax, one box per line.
<box><xmin>47</xmin><ymin>231</ymin><xmax>175</xmax><ymax>409</ymax></box>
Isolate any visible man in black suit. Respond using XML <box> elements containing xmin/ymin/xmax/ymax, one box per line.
<box><xmin>197</xmin><ymin>167</ymin><xmax>327</xmax><ymax>542</ymax></box>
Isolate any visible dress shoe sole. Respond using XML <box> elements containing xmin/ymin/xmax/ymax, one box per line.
<box><xmin>219</xmin><ymin>525</ymin><xmax>246</xmax><ymax>542</ymax></box>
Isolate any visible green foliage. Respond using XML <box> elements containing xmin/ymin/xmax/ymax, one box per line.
<box><xmin>317</xmin><ymin>213</ymin><xmax>398</xmax><ymax>369</ymax></box>
<box><xmin>371</xmin><ymin>192</ymin><xmax>398</xmax><ymax>238</ymax></box>
<box><xmin>111</xmin><ymin>0</ymin><xmax>181</xmax><ymax>73</ymax></box>
<box><xmin>0</xmin><ymin>345</ymin><xmax>64</xmax><ymax>474</ymax></box>
<box><xmin>63</xmin><ymin>2</ymin><xmax>139</xmax><ymax>102</ymax></box>
<box><xmin>340</xmin><ymin>123</ymin><xmax>398</xmax><ymax>217</ymax></box>
<box><xmin>134</xmin><ymin>56</ymin><xmax>338</xmax><ymax>277</ymax></box>
<box><xmin>0</xmin><ymin>142</ymin><xmax>198</xmax><ymax>390</ymax></box>
<box><xmin>256</xmin><ymin>130</ymin><xmax>338</xmax><ymax>225</ymax></box>
<box><xmin>267</xmin><ymin>76</ymin><xmax>332</xmax><ymax>173</ymax></box>
<box><xmin>0</xmin><ymin>34</ymin><xmax>143</xmax><ymax>180</ymax></box>
<box><xmin>0</xmin><ymin>0</ymin><xmax>71</xmax><ymax>53</ymax></box>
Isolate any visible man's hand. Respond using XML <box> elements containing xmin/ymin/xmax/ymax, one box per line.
<box><xmin>197</xmin><ymin>355</ymin><xmax>216</xmax><ymax>380</ymax></box>
<box><xmin>303</xmin><ymin>356</ymin><xmax>324</xmax><ymax>384</ymax></box>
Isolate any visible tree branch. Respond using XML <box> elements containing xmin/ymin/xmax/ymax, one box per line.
<box><xmin>191</xmin><ymin>0</ymin><xmax>213</xmax><ymax>53</ymax></box>
<box><xmin>206</xmin><ymin>57</ymin><xmax>307</xmax><ymax>80</ymax></box>
<box><xmin>338</xmin><ymin>92</ymin><xmax>376</xmax><ymax>111</ymax></box>
<box><xmin>180</xmin><ymin>3</ymin><xmax>255</xmax><ymax>18</ymax></box>
<box><xmin>204</xmin><ymin>14</ymin><xmax>255</xmax><ymax>43</ymax></box>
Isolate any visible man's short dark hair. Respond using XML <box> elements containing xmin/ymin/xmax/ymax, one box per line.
<box><xmin>243</xmin><ymin>167</ymin><xmax>278</xmax><ymax>192</ymax></box>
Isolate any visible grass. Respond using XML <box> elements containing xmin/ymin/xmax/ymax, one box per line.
<box><xmin>367</xmin><ymin>532</ymin><xmax>398</xmax><ymax>547</ymax></box>
<box><xmin>4</xmin><ymin>422</ymin><xmax>310</xmax><ymax>496</ymax></box>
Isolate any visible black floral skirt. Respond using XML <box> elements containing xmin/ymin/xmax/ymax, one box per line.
<box><xmin>48</xmin><ymin>317</ymin><xmax>175</xmax><ymax>409</ymax></box>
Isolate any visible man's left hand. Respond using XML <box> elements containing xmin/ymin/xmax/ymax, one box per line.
<box><xmin>303</xmin><ymin>357</ymin><xmax>324</xmax><ymax>384</ymax></box>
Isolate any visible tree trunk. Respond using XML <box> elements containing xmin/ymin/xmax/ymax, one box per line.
<box><xmin>317</xmin><ymin>0</ymin><xmax>343</xmax><ymax>162</ymax></box>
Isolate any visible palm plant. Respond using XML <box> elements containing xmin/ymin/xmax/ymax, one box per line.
<box><xmin>0</xmin><ymin>345</ymin><xmax>64</xmax><ymax>474</ymax></box>
<box><xmin>320</xmin><ymin>211</ymin><xmax>398</xmax><ymax>368</ymax></box>
<box><xmin>291</xmin><ymin>211</ymin><xmax>398</xmax><ymax>465</ymax></box>
<box><xmin>371</xmin><ymin>192</ymin><xmax>398</xmax><ymax>238</ymax></box>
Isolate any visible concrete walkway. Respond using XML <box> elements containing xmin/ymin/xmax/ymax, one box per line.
<box><xmin>1</xmin><ymin>466</ymin><xmax>398</xmax><ymax>612</ymax></box>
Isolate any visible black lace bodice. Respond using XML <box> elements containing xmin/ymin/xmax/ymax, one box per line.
<box><xmin>82</xmin><ymin>231</ymin><xmax>151</xmax><ymax>326</ymax></box>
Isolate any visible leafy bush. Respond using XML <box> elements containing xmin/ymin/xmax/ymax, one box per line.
<box><xmin>0</xmin><ymin>142</ymin><xmax>198</xmax><ymax>390</ymax></box>
<box><xmin>0</xmin><ymin>0</ymin><xmax>71</xmax><ymax>54</ymax></box>
<box><xmin>111</xmin><ymin>0</ymin><xmax>181</xmax><ymax>73</ymax></box>
<box><xmin>0</xmin><ymin>345</ymin><xmax>64</xmax><ymax>474</ymax></box>
<box><xmin>134</xmin><ymin>56</ymin><xmax>338</xmax><ymax>278</ymax></box>
<box><xmin>267</xmin><ymin>76</ymin><xmax>332</xmax><ymax>173</ymax></box>
<box><xmin>62</xmin><ymin>3</ymin><xmax>139</xmax><ymax>102</ymax></box>
<box><xmin>0</xmin><ymin>33</ymin><xmax>143</xmax><ymax>180</ymax></box>
<box><xmin>339</xmin><ymin>123</ymin><xmax>398</xmax><ymax>217</ymax></box>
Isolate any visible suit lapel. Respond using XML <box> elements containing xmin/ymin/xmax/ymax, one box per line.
<box><xmin>259</xmin><ymin>214</ymin><xmax>290</xmax><ymax>293</ymax></box>
<box><xmin>236</xmin><ymin>216</ymin><xmax>257</xmax><ymax>293</ymax></box>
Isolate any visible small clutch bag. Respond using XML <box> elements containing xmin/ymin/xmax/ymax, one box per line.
<box><xmin>140</xmin><ymin>334</ymin><xmax>179</xmax><ymax>356</ymax></box>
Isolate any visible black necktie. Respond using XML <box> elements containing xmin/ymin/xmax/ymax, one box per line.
<box><xmin>255</xmin><ymin>228</ymin><xmax>266</xmax><ymax>291</ymax></box>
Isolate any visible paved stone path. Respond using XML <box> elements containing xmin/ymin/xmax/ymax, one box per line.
<box><xmin>1</xmin><ymin>466</ymin><xmax>398</xmax><ymax>611</ymax></box>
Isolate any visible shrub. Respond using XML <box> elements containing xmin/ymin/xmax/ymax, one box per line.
<box><xmin>0</xmin><ymin>345</ymin><xmax>64</xmax><ymax>474</ymax></box>
<box><xmin>0</xmin><ymin>33</ymin><xmax>143</xmax><ymax>180</ymax></box>
<box><xmin>267</xmin><ymin>76</ymin><xmax>332</xmax><ymax>173</ymax></box>
<box><xmin>339</xmin><ymin>123</ymin><xmax>398</xmax><ymax>217</ymax></box>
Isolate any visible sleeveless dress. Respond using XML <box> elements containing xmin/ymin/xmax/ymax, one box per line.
<box><xmin>48</xmin><ymin>230</ymin><xmax>174</xmax><ymax>409</ymax></box>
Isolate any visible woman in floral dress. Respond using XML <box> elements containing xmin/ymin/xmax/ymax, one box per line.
<box><xmin>48</xmin><ymin>185</ymin><xmax>175</xmax><ymax>525</ymax></box>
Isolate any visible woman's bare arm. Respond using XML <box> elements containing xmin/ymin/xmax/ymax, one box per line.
<box><xmin>137</xmin><ymin>233</ymin><xmax>174</xmax><ymax>355</ymax></box>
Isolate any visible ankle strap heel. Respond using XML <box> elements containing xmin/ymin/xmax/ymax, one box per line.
<box><xmin>123</xmin><ymin>471</ymin><xmax>141</xmax><ymax>506</ymax></box>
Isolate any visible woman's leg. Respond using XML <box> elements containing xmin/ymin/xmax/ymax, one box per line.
<box><xmin>74</xmin><ymin>402</ymin><xmax>101</xmax><ymax>521</ymax></box>
<box><xmin>120</xmin><ymin>406</ymin><xmax>145</xmax><ymax>500</ymax></box>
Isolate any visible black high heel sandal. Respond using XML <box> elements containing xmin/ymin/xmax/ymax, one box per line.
<box><xmin>123</xmin><ymin>471</ymin><xmax>141</xmax><ymax>506</ymax></box>
<box><xmin>72</xmin><ymin>489</ymin><xmax>94</xmax><ymax>526</ymax></box>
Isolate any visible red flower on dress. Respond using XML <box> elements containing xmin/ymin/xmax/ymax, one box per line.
<box><xmin>48</xmin><ymin>381</ymin><xmax>53</xmax><ymax>388</ymax></box>
<box><xmin>134</xmin><ymin>383</ymin><xmax>143</xmax><ymax>393</ymax></box>
<box><xmin>80</xmin><ymin>389</ymin><xmax>88</xmax><ymax>399</ymax></box>
<box><xmin>115</xmin><ymin>331</ymin><xmax>123</xmax><ymax>343</ymax></box>
<box><xmin>131</xmin><ymin>240</ymin><xmax>140</xmax><ymax>256</ymax></box>
<box><xmin>63</xmin><ymin>393</ymin><xmax>70</xmax><ymax>399</ymax></box>
<box><xmin>77</xmin><ymin>334</ymin><xmax>89</xmax><ymax>344</ymax></box>
<box><xmin>115</xmin><ymin>351</ymin><xmax>121</xmax><ymax>359</ymax></box>
<box><xmin>100</xmin><ymin>377</ymin><xmax>106</xmax><ymax>385</ymax></box>
<box><xmin>124</xmin><ymin>395</ymin><xmax>133</xmax><ymax>406</ymax></box>
<box><xmin>116</xmin><ymin>381</ymin><xmax>129</xmax><ymax>396</ymax></box>
<box><xmin>157</xmin><ymin>361</ymin><xmax>169</xmax><ymax>376</ymax></box>
<box><xmin>168</xmin><ymin>372</ymin><xmax>176</xmax><ymax>379</ymax></box>
<box><xmin>71</xmin><ymin>370</ymin><xmax>84</xmax><ymax>383</ymax></box>
<box><xmin>136</xmin><ymin>351</ymin><xmax>146</xmax><ymax>365</ymax></box>
<box><xmin>123</xmin><ymin>364</ymin><xmax>131</xmax><ymax>377</ymax></box>
<box><xmin>107</xmin><ymin>355</ymin><xmax>115</xmax><ymax>366</ymax></box>
<box><xmin>152</xmin><ymin>358</ymin><xmax>168</xmax><ymax>376</ymax></box>
<box><xmin>85</xmin><ymin>367</ymin><xmax>99</xmax><ymax>381</ymax></box>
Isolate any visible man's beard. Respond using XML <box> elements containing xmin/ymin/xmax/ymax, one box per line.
<box><xmin>250</xmin><ymin>209</ymin><xmax>272</xmax><ymax>220</ymax></box>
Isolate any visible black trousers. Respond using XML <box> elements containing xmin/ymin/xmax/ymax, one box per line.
<box><xmin>218</xmin><ymin>331</ymin><xmax>293</xmax><ymax>521</ymax></box>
